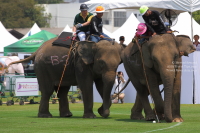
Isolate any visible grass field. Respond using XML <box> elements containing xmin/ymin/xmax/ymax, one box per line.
<box><xmin>0</xmin><ymin>102</ymin><xmax>200</xmax><ymax>133</ymax></box>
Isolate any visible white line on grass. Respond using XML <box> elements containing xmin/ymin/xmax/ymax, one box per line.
<box><xmin>143</xmin><ymin>122</ymin><xmax>182</xmax><ymax>133</ymax></box>
<box><xmin>74</xmin><ymin>111</ymin><xmax>182</xmax><ymax>133</ymax></box>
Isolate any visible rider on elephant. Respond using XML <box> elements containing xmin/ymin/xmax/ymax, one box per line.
<box><xmin>139</xmin><ymin>5</ymin><xmax>172</xmax><ymax>36</ymax></box>
<box><xmin>134</xmin><ymin>23</ymin><xmax>152</xmax><ymax>44</ymax></box>
<box><xmin>72</xmin><ymin>4</ymin><xmax>94</xmax><ymax>41</ymax></box>
<box><xmin>89</xmin><ymin>6</ymin><xmax>112</xmax><ymax>42</ymax></box>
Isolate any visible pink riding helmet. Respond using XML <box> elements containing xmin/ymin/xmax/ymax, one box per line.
<box><xmin>136</xmin><ymin>23</ymin><xmax>147</xmax><ymax>35</ymax></box>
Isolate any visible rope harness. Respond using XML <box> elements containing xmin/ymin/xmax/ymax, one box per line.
<box><xmin>54</xmin><ymin>36</ymin><xmax>77</xmax><ymax>100</ymax></box>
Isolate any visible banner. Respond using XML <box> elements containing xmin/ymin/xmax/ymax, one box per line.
<box><xmin>193</xmin><ymin>52</ymin><xmax>200</xmax><ymax>104</ymax></box>
<box><xmin>15</xmin><ymin>78</ymin><xmax>39</xmax><ymax>96</ymax></box>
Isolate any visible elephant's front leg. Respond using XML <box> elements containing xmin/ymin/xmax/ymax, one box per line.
<box><xmin>57</xmin><ymin>86</ymin><xmax>72</xmax><ymax>117</ymax></box>
<box><xmin>80</xmin><ymin>79</ymin><xmax>96</xmax><ymax>118</ymax></box>
<box><xmin>172</xmin><ymin>59</ymin><xmax>183</xmax><ymax>122</ymax></box>
<box><xmin>76</xmin><ymin>66</ymin><xmax>96</xmax><ymax>118</ymax></box>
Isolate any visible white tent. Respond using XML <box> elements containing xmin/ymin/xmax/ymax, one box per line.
<box><xmin>112</xmin><ymin>13</ymin><xmax>140</xmax><ymax>44</ymax></box>
<box><xmin>20</xmin><ymin>23</ymin><xmax>41</xmax><ymax>40</ymax></box>
<box><xmin>103</xmin><ymin>27</ymin><xmax>113</xmax><ymax>38</ymax></box>
<box><xmin>85</xmin><ymin>0</ymin><xmax>200</xmax><ymax>13</ymax></box>
<box><xmin>0</xmin><ymin>22</ymin><xmax>18</xmax><ymax>53</ymax></box>
<box><xmin>85</xmin><ymin>0</ymin><xmax>200</xmax><ymax>39</ymax></box>
<box><xmin>61</xmin><ymin>24</ymin><xmax>72</xmax><ymax>33</ymax></box>
<box><xmin>172</xmin><ymin>12</ymin><xmax>200</xmax><ymax>39</ymax></box>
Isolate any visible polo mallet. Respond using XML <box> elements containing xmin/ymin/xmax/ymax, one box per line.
<box><xmin>112</xmin><ymin>79</ymin><xmax>130</xmax><ymax>99</ymax></box>
<box><xmin>52</xmin><ymin>36</ymin><xmax>76</xmax><ymax>100</ymax></box>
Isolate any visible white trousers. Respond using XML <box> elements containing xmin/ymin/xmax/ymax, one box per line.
<box><xmin>77</xmin><ymin>31</ymin><xmax>89</xmax><ymax>41</ymax></box>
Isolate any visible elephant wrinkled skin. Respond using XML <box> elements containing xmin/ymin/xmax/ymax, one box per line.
<box><xmin>122</xmin><ymin>34</ymin><xmax>196</xmax><ymax>122</ymax></box>
<box><xmin>8</xmin><ymin>38</ymin><xmax>122</xmax><ymax>118</ymax></box>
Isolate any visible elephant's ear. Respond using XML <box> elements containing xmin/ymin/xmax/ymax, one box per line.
<box><xmin>77</xmin><ymin>41</ymin><xmax>96</xmax><ymax>65</ymax></box>
<box><xmin>142</xmin><ymin>43</ymin><xmax>153</xmax><ymax>68</ymax></box>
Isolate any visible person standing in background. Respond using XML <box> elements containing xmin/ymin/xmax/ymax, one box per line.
<box><xmin>193</xmin><ymin>34</ymin><xmax>200</xmax><ymax>51</ymax></box>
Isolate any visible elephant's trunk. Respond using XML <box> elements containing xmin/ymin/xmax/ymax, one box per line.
<box><xmin>160</xmin><ymin>63</ymin><xmax>175</xmax><ymax>122</ymax></box>
<box><xmin>101</xmin><ymin>71</ymin><xmax>116</xmax><ymax>117</ymax></box>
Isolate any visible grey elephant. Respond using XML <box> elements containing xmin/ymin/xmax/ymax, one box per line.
<box><xmin>122</xmin><ymin>34</ymin><xmax>196</xmax><ymax>122</ymax></box>
<box><xmin>8</xmin><ymin>38</ymin><xmax>122</xmax><ymax>118</ymax></box>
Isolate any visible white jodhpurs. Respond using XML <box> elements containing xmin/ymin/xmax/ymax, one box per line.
<box><xmin>77</xmin><ymin>31</ymin><xmax>89</xmax><ymax>41</ymax></box>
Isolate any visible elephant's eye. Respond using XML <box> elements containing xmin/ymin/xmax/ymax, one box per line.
<box><xmin>98</xmin><ymin>60</ymin><xmax>105</xmax><ymax>68</ymax></box>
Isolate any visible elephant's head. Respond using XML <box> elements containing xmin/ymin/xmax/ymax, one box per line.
<box><xmin>142</xmin><ymin>34</ymin><xmax>196</xmax><ymax>68</ymax></box>
<box><xmin>77</xmin><ymin>40</ymin><xmax>122</xmax><ymax>117</ymax></box>
<box><xmin>176</xmin><ymin>35</ymin><xmax>196</xmax><ymax>56</ymax></box>
<box><xmin>77</xmin><ymin>40</ymin><xmax>122</xmax><ymax>75</ymax></box>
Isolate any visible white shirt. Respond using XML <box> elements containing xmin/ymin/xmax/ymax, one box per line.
<box><xmin>113</xmin><ymin>78</ymin><xmax>126</xmax><ymax>93</ymax></box>
<box><xmin>193</xmin><ymin>43</ymin><xmax>200</xmax><ymax>51</ymax></box>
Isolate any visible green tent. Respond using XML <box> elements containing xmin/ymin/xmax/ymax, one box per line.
<box><xmin>4</xmin><ymin>30</ymin><xmax>57</xmax><ymax>55</ymax></box>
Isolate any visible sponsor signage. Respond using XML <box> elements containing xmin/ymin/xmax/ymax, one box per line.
<box><xmin>22</xmin><ymin>38</ymin><xmax>44</xmax><ymax>45</ymax></box>
<box><xmin>15</xmin><ymin>78</ymin><xmax>39</xmax><ymax>96</ymax></box>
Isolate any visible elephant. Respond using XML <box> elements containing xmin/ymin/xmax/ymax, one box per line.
<box><xmin>8</xmin><ymin>37</ymin><xmax>122</xmax><ymax>118</ymax></box>
<box><xmin>121</xmin><ymin>34</ymin><xmax>196</xmax><ymax>122</ymax></box>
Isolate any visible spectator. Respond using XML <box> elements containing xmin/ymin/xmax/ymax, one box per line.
<box><xmin>72</xmin><ymin>4</ymin><xmax>94</xmax><ymax>41</ymax></box>
<box><xmin>112</xmin><ymin>71</ymin><xmax>126</xmax><ymax>104</ymax></box>
<box><xmin>119</xmin><ymin>36</ymin><xmax>126</xmax><ymax>49</ymax></box>
<box><xmin>0</xmin><ymin>62</ymin><xmax>5</xmax><ymax>83</ymax></box>
<box><xmin>193</xmin><ymin>34</ymin><xmax>200</xmax><ymax>51</ymax></box>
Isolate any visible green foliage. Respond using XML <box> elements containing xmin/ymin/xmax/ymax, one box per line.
<box><xmin>0</xmin><ymin>0</ymin><xmax>51</xmax><ymax>28</ymax></box>
<box><xmin>34</xmin><ymin>0</ymin><xmax>64</xmax><ymax>4</ymax></box>
<box><xmin>192</xmin><ymin>10</ymin><xmax>200</xmax><ymax>24</ymax></box>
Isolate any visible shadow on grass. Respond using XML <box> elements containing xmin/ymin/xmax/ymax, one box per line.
<box><xmin>114</xmin><ymin>118</ymin><xmax>152</xmax><ymax>123</ymax></box>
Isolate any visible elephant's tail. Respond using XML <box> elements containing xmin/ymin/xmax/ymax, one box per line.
<box><xmin>5</xmin><ymin>52</ymin><xmax>36</xmax><ymax>73</ymax></box>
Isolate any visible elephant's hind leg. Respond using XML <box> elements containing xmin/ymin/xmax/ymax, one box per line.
<box><xmin>38</xmin><ymin>86</ymin><xmax>53</xmax><ymax>118</ymax></box>
<box><xmin>131</xmin><ymin>94</ymin><xmax>144</xmax><ymax>120</ymax></box>
<box><xmin>57</xmin><ymin>86</ymin><xmax>72</xmax><ymax>117</ymax></box>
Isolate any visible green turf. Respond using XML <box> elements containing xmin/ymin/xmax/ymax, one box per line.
<box><xmin>0</xmin><ymin>103</ymin><xmax>200</xmax><ymax>133</ymax></box>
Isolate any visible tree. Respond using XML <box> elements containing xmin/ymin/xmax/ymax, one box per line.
<box><xmin>0</xmin><ymin>0</ymin><xmax>51</xmax><ymax>28</ymax></box>
<box><xmin>192</xmin><ymin>10</ymin><xmax>200</xmax><ymax>24</ymax></box>
<box><xmin>34</xmin><ymin>0</ymin><xmax>64</xmax><ymax>4</ymax></box>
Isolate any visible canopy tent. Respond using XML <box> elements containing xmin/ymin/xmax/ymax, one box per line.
<box><xmin>60</xmin><ymin>24</ymin><xmax>72</xmax><ymax>34</ymax></box>
<box><xmin>172</xmin><ymin>12</ymin><xmax>200</xmax><ymax>39</ymax></box>
<box><xmin>112</xmin><ymin>13</ymin><xmax>140</xmax><ymax>44</ymax></box>
<box><xmin>103</xmin><ymin>27</ymin><xmax>113</xmax><ymax>38</ymax></box>
<box><xmin>85</xmin><ymin>0</ymin><xmax>200</xmax><ymax>38</ymax></box>
<box><xmin>0</xmin><ymin>22</ymin><xmax>19</xmax><ymax>53</ymax></box>
<box><xmin>85</xmin><ymin>0</ymin><xmax>200</xmax><ymax>13</ymax></box>
<box><xmin>20</xmin><ymin>23</ymin><xmax>41</xmax><ymax>40</ymax></box>
<box><xmin>4</xmin><ymin>30</ymin><xmax>57</xmax><ymax>55</ymax></box>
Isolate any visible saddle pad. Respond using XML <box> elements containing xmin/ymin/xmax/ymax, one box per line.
<box><xmin>52</xmin><ymin>32</ymin><xmax>72</xmax><ymax>48</ymax></box>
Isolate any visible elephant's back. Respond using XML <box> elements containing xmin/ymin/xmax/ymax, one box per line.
<box><xmin>35</xmin><ymin>37</ymin><xmax>70</xmax><ymax>60</ymax></box>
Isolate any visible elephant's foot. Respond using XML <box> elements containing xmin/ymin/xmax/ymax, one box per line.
<box><xmin>38</xmin><ymin>112</ymin><xmax>52</xmax><ymax>118</ymax></box>
<box><xmin>60</xmin><ymin>111</ymin><xmax>73</xmax><ymax>117</ymax></box>
<box><xmin>145</xmin><ymin>114</ymin><xmax>156</xmax><ymax>121</ymax></box>
<box><xmin>130</xmin><ymin>112</ymin><xmax>144</xmax><ymax>120</ymax></box>
<box><xmin>98</xmin><ymin>107</ymin><xmax>110</xmax><ymax>118</ymax></box>
<box><xmin>83</xmin><ymin>113</ymin><xmax>96</xmax><ymax>118</ymax></box>
<box><xmin>172</xmin><ymin>117</ymin><xmax>184</xmax><ymax>122</ymax></box>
